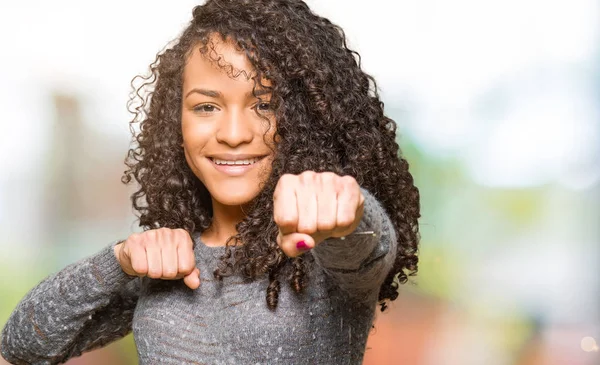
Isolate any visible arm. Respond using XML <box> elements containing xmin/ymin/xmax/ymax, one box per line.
<box><xmin>1</xmin><ymin>242</ymin><xmax>140</xmax><ymax>365</ymax></box>
<box><xmin>311</xmin><ymin>188</ymin><xmax>397</xmax><ymax>301</ymax></box>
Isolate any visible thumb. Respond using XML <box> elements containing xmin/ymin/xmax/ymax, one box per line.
<box><xmin>183</xmin><ymin>267</ymin><xmax>201</xmax><ymax>290</ymax></box>
<box><xmin>277</xmin><ymin>231</ymin><xmax>316</xmax><ymax>257</ymax></box>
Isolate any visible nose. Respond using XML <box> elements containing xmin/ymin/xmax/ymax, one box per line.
<box><xmin>215</xmin><ymin>109</ymin><xmax>254</xmax><ymax>147</ymax></box>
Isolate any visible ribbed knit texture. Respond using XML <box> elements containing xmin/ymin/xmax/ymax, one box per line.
<box><xmin>1</xmin><ymin>189</ymin><xmax>397</xmax><ymax>364</ymax></box>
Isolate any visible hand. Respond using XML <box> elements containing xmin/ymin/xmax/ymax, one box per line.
<box><xmin>274</xmin><ymin>171</ymin><xmax>364</xmax><ymax>257</ymax></box>
<box><xmin>113</xmin><ymin>228</ymin><xmax>200</xmax><ymax>289</ymax></box>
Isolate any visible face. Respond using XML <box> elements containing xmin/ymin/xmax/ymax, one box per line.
<box><xmin>181</xmin><ymin>36</ymin><xmax>276</xmax><ymax>208</ymax></box>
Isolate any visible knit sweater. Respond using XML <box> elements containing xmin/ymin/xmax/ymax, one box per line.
<box><xmin>1</xmin><ymin>190</ymin><xmax>397</xmax><ymax>365</ymax></box>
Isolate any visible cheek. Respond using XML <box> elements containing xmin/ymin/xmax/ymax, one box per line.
<box><xmin>181</xmin><ymin>115</ymin><xmax>211</xmax><ymax>153</ymax></box>
<box><xmin>182</xmin><ymin>145</ymin><xmax>204</xmax><ymax>184</ymax></box>
<box><xmin>181</xmin><ymin>116</ymin><xmax>213</xmax><ymax>182</ymax></box>
<box><xmin>181</xmin><ymin>113</ymin><xmax>195</xmax><ymax>142</ymax></box>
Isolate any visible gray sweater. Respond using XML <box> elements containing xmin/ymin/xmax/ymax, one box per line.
<box><xmin>1</xmin><ymin>190</ymin><xmax>397</xmax><ymax>364</ymax></box>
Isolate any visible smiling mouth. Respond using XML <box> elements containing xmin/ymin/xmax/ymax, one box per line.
<box><xmin>209</xmin><ymin>157</ymin><xmax>264</xmax><ymax>166</ymax></box>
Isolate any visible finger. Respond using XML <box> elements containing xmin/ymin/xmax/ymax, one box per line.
<box><xmin>335</xmin><ymin>181</ymin><xmax>361</xmax><ymax>234</ymax></box>
<box><xmin>296</xmin><ymin>177</ymin><xmax>318</xmax><ymax>234</ymax></box>
<box><xmin>274</xmin><ymin>175</ymin><xmax>299</xmax><ymax>235</ymax></box>
<box><xmin>177</xmin><ymin>238</ymin><xmax>196</xmax><ymax>276</ymax></box>
<box><xmin>316</xmin><ymin>173</ymin><xmax>338</xmax><ymax>234</ymax></box>
<box><xmin>161</xmin><ymin>244</ymin><xmax>178</xmax><ymax>279</ymax></box>
<box><xmin>127</xmin><ymin>242</ymin><xmax>148</xmax><ymax>276</ymax></box>
<box><xmin>183</xmin><ymin>267</ymin><xmax>201</xmax><ymax>290</ymax></box>
<box><xmin>277</xmin><ymin>231</ymin><xmax>315</xmax><ymax>258</ymax></box>
<box><xmin>146</xmin><ymin>244</ymin><xmax>163</xmax><ymax>279</ymax></box>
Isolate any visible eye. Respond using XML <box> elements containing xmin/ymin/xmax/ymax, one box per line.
<box><xmin>193</xmin><ymin>104</ymin><xmax>219</xmax><ymax>113</ymax></box>
<box><xmin>255</xmin><ymin>102</ymin><xmax>272</xmax><ymax>112</ymax></box>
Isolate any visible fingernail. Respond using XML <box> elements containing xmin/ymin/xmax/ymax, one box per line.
<box><xmin>296</xmin><ymin>240</ymin><xmax>311</xmax><ymax>251</ymax></box>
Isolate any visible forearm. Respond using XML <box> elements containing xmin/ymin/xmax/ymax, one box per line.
<box><xmin>312</xmin><ymin>188</ymin><xmax>397</xmax><ymax>300</ymax></box>
<box><xmin>1</xmin><ymin>241</ymin><xmax>139</xmax><ymax>364</ymax></box>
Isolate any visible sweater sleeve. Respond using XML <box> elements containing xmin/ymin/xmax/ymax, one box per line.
<box><xmin>311</xmin><ymin>188</ymin><xmax>397</xmax><ymax>302</ymax></box>
<box><xmin>0</xmin><ymin>241</ymin><xmax>140</xmax><ymax>365</ymax></box>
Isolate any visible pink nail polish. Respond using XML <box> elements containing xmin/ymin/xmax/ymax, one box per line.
<box><xmin>296</xmin><ymin>240</ymin><xmax>310</xmax><ymax>251</ymax></box>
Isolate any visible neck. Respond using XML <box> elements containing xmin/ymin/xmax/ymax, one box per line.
<box><xmin>202</xmin><ymin>198</ymin><xmax>246</xmax><ymax>247</ymax></box>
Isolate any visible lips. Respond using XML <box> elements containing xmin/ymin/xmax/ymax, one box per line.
<box><xmin>207</xmin><ymin>155</ymin><xmax>268</xmax><ymax>177</ymax></box>
<box><xmin>211</xmin><ymin>157</ymin><xmax>261</xmax><ymax>166</ymax></box>
<box><xmin>208</xmin><ymin>153</ymin><xmax>267</xmax><ymax>160</ymax></box>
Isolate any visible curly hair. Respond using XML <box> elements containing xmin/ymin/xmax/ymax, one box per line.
<box><xmin>123</xmin><ymin>0</ymin><xmax>420</xmax><ymax>311</ymax></box>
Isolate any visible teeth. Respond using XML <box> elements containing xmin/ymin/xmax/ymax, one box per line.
<box><xmin>213</xmin><ymin>158</ymin><xmax>260</xmax><ymax>165</ymax></box>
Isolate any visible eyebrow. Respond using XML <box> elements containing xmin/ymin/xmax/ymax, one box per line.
<box><xmin>185</xmin><ymin>88</ymin><xmax>271</xmax><ymax>99</ymax></box>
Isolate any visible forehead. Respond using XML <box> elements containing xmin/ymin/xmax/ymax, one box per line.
<box><xmin>183</xmin><ymin>35</ymin><xmax>258</xmax><ymax>86</ymax></box>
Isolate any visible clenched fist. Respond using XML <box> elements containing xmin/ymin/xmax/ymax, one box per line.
<box><xmin>114</xmin><ymin>228</ymin><xmax>200</xmax><ymax>289</ymax></box>
<box><xmin>274</xmin><ymin>171</ymin><xmax>364</xmax><ymax>257</ymax></box>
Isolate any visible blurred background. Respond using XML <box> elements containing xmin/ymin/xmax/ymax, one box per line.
<box><xmin>0</xmin><ymin>0</ymin><xmax>598</xmax><ymax>364</ymax></box>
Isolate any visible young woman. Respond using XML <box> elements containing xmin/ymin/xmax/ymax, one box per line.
<box><xmin>1</xmin><ymin>0</ymin><xmax>420</xmax><ymax>364</ymax></box>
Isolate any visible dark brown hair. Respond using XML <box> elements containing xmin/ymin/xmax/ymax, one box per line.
<box><xmin>123</xmin><ymin>0</ymin><xmax>420</xmax><ymax>311</ymax></box>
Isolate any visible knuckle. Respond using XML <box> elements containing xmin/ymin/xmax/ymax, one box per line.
<box><xmin>147</xmin><ymin>269</ymin><xmax>161</xmax><ymax>279</ymax></box>
<box><xmin>162</xmin><ymin>269</ymin><xmax>177</xmax><ymax>279</ymax></box>
<box><xmin>180</xmin><ymin>234</ymin><xmax>194</xmax><ymax>248</ymax></box>
<box><xmin>341</xmin><ymin>175</ymin><xmax>357</xmax><ymax>187</ymax></box>
<box><xmin>127</xmin><ymin>233</ymin><xmax>141</xmax><ymax>246</ymax></box>
<box><xmin>300</xmin><ymin>170</ymin><xmax>316</xmax><ymax>181</ymax></box>
<box><xmin>149</xmin><ymin>228</ymin><xmax>162</xmax><ymax>237</ymax></box>
<box><xmin>275</xmin><ymin>174</ymin><xmax>295</xmax><ymax>194</ymax></box>
<box><xmin>275</xmin><ymin>215</ymin><xmax>295</xmax><ymax>227</ymax></box>
<box><xmin>143</xmin><ymin>229</ymin><xmax>158</xmax><ymax>241</ymax></box>
<box><xmin>156</xmin><ymin>228</ymin><xmax>170</xmax><ymax>239</ymax></box>
<box><xmin>131</xmin><ymin>262</ymin><xmax>146</xmax><ymax>275</ymax></box>
<box><xmin>174</xmin><ymin>228</ymin><xmax>188</xmax><ymax>238</ymax></box>
<box><xmin>296</xmin><ymin>223</ymin><xmax>316</xmax><ymax>234</ymax></box>
<box><xmin>179</xmin><ymin>261</ymin><xmax>194</xmax><ymax>274</ymax></box>
<box><xmin>183</xmin><ymin>237</ymin><xmax>194</xmax><ymax>249</ymax></box>
<box><xmin>320</xmin><ymin>172</ymin><xmax>337</xmax><ymax>182</ymax></box>
<box><xmin>280</xmin><ymin>173</ymin><xmax>296</xmax><ymax>184</ymax></box>
<box><xmin>318</xmin><ymin>220</ymin><xmax>336</xmax><ymax>231</ymax></box>
<box><xmin>129</xmin><ymin>241</ymin><xmax>144</xmax><ymax>251</ymax></box>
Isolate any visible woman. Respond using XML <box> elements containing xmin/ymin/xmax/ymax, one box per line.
<box><xmin>1</xmin><ymin>0</ymin><xmax>420</xmax><ymax>364</ymax></box>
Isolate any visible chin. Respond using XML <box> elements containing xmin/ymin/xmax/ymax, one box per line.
<box><xmin>208</xmin><ymin>186</ymin><xmax>261</xmax><ymax>207</ymax></box>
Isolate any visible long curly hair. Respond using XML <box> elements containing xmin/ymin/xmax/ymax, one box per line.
<box><xmin>123</xmin><ymin>0</ymin><xmax>420</xmax><ymax>311</ymax></box>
